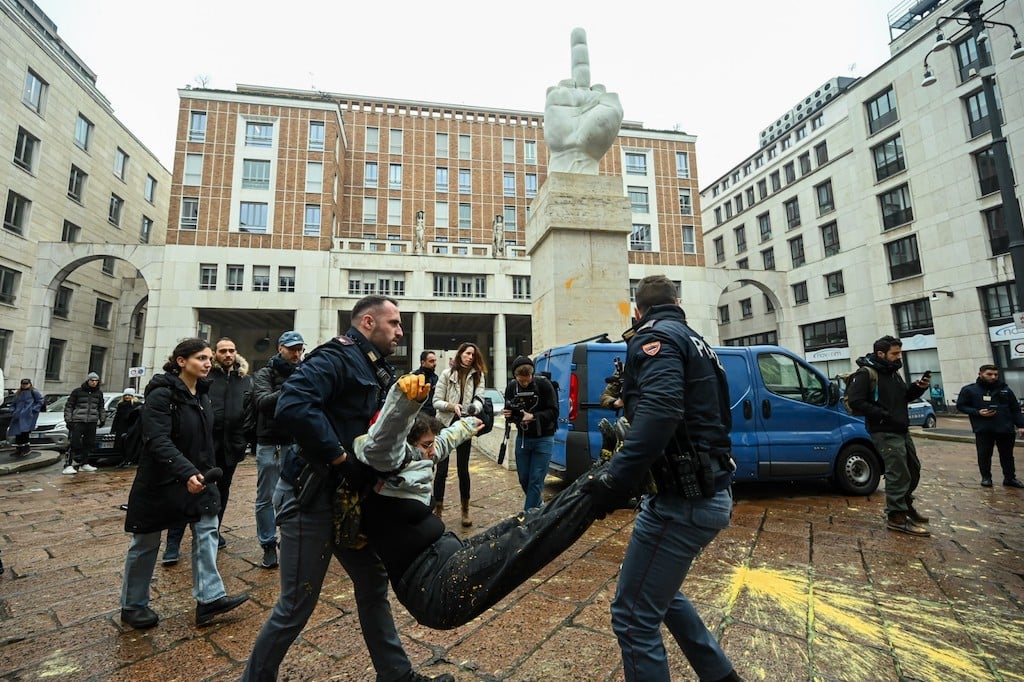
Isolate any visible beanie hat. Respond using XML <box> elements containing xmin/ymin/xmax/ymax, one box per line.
<box><xmin>123</xmin><ymin>387</ymin><xmax>136</xmax><ymax>396</ymax></box>
<box><xmin>512</xmin><ymin>356</ymin><xmax>534</xmax><ymax>372</ymax></box>
<box><xmin>87</xmin><ymin>372</ymin><xmax>100</xmax><ymax>381</ymax></box>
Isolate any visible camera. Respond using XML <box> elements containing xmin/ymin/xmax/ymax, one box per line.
<box><xmin>465</xmin><ymin>399</ymin><xmax>484</xmax><ymax>417</ymax></box>
<box><xmin>507</xmin><ymin>391</ymin><xmax>536</xmax><ymax>424</ymax></box>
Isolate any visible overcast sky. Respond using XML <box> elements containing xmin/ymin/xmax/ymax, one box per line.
<box><xmin>37</xmin><ymin>0</ymin><xmax>901</xmax><ymax>184</ymax></box>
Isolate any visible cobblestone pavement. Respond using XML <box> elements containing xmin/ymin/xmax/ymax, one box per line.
<box><xmin>0</xmin><ymin>423</ymin><xmax>1022</xmax><ymax>681</ymax></box>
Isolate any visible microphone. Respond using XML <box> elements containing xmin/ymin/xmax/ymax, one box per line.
<box><xmin>201</xmin><ymin>467</ymin><xmax>224</xmax><ymax>485</ymax></box>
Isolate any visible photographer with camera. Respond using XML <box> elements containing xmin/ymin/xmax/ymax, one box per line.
<box><xmin>503</xmin><ymin>356</ymin><xmax>559</xmax><ymax>510</ymax></box>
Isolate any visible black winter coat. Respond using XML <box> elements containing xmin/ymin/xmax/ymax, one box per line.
<box><xmin>124</xmin><ymin>372</ymin><xmax>219</xmax><ymax>534</ymax></box>
<box><xmin>64</xmin><ymin>382</ymin><xmax>105</xmax><ymax>425</ymax></box>
<box><xmin>846</xmin><ymin>353</ymin><xmax>925</xmax><ymax>434</ymax></box>
<box><xmin>207</xmin><ymin>359</ymin><xmax>253</xmax><ymax>464</ymax></box>
<box><xmin>956</xmin><ymin>379</ymin><xmax>1024</xmax><ymax>434</ymax></box>
<box><xmin>503</xmin><ymin>376</ymin><xmax>558</xmax><ymax>438</ymax></box>
<box><xmin>253</xmin><ymin>354</ymin><xmax>297</xmax><ymax>445</ymax></box>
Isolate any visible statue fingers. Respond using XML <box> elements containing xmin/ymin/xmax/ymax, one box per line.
<box><xmin>570</xmin><ymin>27</ymin><xmax>591</xmax><ymax>88</ymax></box>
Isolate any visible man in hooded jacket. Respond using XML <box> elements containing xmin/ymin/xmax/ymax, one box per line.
<box><xmin>956</xmin><ymin>364</ymin><xmax>1024</xmax><ymax>488</ymax></box>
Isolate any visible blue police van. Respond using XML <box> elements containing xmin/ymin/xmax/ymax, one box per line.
<box><xmin>534</xmin><ymin>336</ymin><xmax>882</xmax><ymax>495</ymax></box>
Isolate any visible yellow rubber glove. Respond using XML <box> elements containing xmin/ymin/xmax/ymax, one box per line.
<box><xmin>397</xmin><ymin>374</ymin><xmax>430</xmax><ymax>401</ymax></box>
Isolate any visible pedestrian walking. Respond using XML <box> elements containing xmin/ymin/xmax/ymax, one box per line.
<box><xmin>63</xmin><ymin>372</ymin><xmax>104</xmax><ymax>474</ymax></box>
<box><xmin>956</xmin><ymin>364</ymin><xmax>1024</xmax><ymax>488</ymax></box>
<box><xmin>501</xmin><ymin>356</ymin><xmax>559</xmax><ymax>510</ymax></box>
<box><xmin>7</xmin><ymin>378</ymin><xmax>44</xmax><ymax>457</ymax></box>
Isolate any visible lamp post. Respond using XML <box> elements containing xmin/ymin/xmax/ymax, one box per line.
<box><xmin>923</xmin><ymin>0</ymin><xmax>1024</xmax><ymax>315</ymax></box>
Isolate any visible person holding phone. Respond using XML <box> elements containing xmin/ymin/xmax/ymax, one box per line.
<box><xmin>956</xmin><ymin>364</ymin><xmax>1024</xmax><ymax>488</ymax></box>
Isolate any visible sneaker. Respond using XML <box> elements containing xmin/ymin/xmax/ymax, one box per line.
<box><xmin>1004</xmin><ymin>478</ymin><xmax>1024</xmax><ymax>488</ymax></box>
<box><xmin>79</xmin><ymin>463</ymin><xmax>98</xmax><ymax>472</ymax></box>
<box><xmin>886</xmin><ymin>513</ymin><xmax>930</xmax><ymax>537</ymax></box>
<box><xmin>260</xmin><ymin>544</ymin><xmax>278</xmax><ymax>569</ymax></box>
<box><xmin>981</xmin><ymin>478</ymin><xmax>994</xmax><ymax>487</ymax></box>
<box><xmin>195</xmin><ymin>593</ymin><xmax>249</xmax><ymax>625</ymax></box>
<box><xmin>161</xmin><ymin>545</ymin><xmax>180</xmax><ymax>565</ymax></box>
<box><xmin>120</xmin><ymin>606</ymin><xmax>159</xmax><ymax>629</ymax></box>
<box><xmin>62</xmin><ymin>465</ymin><xmax>77</xmax><ymax>475</ymax></box>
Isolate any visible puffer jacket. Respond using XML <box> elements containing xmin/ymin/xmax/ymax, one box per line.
<box><xmin>207</xmin><ymin>355</ymin><xmax>252</xmax><ymax>462</ymax></box>
<box><xmin>253</xmin><ymin>354</ymin><xmax>298</xmax><ymax>445</ymax></box>
<box><xmin>433</xmin><ymin>365</ymin><xmax>485</xmax><ymax>426</ymax></box>
<box><xmin>64</xmin><ymin>381</ymin><xmax>105</xmax><ymax>425</ymax></box>
<box><xmin>956</xmin><ymin>378</ymin><xmax>1024</xmax><ymax>434</ymax></box>
<box><xmin>124</xmin><ymin>372</ymin><xmax>219</xmax><ymax>534</ymax></box>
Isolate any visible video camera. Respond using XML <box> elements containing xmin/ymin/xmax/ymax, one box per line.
<box><xmin>507</xmin><ymin>390</ymin><xmax>536</xmax><ymax>424</ymax></box>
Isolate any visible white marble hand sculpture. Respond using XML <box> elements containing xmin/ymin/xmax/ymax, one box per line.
<box><xmin>543</xmin><ymin>28</ymin><xmax>624</xmax><ymax>175</ymax></box>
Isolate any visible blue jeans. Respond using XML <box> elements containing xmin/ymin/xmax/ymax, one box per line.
<box><xmin>611</xmin><ymin>489</ymin><xmax>734</xmax><ymax>682</ymax></box>
<box><xmin>254</xmin><ymin>444</ymin><xmax>282</xmax><ymax>547</ymax></box>
<box><xmin>515</xmin><ymin>434</ymin><xmax>554</xmax><ymax>509</ymax></box>
<box><xmin>242</xmin><ymin>477</ymin><xmax>411</xmax><ymax>682</ymax></box>
<box><xmin>121</xmin><ymin>513</ymin><xmax>225</xmax><ymax>610</ymax></box>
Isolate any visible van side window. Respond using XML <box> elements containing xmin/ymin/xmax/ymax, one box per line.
<box><xmin>757</xmin><ymin>352</ymin><xmax>827</xmax><ymax>406</ymax></box>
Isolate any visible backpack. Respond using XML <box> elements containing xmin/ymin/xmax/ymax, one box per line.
<box><xmin>838</xmin><ymin>367</ymin><xmax>878</xmax><ymax>416</ymax></box>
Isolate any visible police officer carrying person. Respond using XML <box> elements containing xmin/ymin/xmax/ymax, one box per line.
<box><xmin>411</xmin><ymin>350</ymin><xmax>439</xmax><ymax>417</ymax></box>
<box><xmin>250</xmin><ymin>330</ymin><xmax>305</xmax><ymax>569</ymax></box>
<box><xmin>242</xmin><ymin>296</ymin><xmax>452</xmax><ymax>682</ymax></box>
<box><xmin>584</xmin><ymin>275</ymin><xmax>743</xmax><ymax>682</ymax></box>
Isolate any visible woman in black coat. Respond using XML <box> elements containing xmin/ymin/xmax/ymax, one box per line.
<box><xmin>119</xmin><ymin>338</ymin><xmax>248</xmax><ymax>630</ymax></box>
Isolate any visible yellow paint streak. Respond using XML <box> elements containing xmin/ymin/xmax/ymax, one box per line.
<box><xmin>564</xmin><ymin>277</ymin><xmax>578</xmax><ymax>290</ymax></box>
<box><xmin>616</xmin><ymin>301</ymin><xmax>632</xmax><ymax>318</ymax></box>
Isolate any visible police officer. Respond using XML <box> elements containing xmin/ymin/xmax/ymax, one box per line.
<box><xmin>586</xmin><ymin>275</ymin><xmax>742</xmax><ymax>682</ymax></box>
<box><xmin>242</xmin><ymin>296</ymin><xmax>452</xmax><ymax>682</ymax></box>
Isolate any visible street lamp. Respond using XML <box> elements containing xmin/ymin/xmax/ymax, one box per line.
<box><xmin>921</xmin><ymin>0</ymin><xmax>1024</xmax><ymax>315</ymax></box>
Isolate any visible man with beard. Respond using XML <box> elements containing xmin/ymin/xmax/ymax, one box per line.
<box><xmin>956</xmin><ymin>364</ymin><xmax>1024</xmax><ymax>488</ymax></box>
<box><xmin>847</xmin><ymin>335</ymin><xmax>932</xmax><ymax>536</ymax></box>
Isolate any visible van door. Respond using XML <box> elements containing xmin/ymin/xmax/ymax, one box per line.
<box><xmin>718</xmin><ymin>352</ymin><xmax>761</xmax><ymax>482</ymax></box>
<box><xmin>754</xmin><ymin>350</ymin><xmax>838</xmax><ymax>478</ymax></box>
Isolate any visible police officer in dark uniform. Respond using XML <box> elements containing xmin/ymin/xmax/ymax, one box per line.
<box><xmin>586</xmin><ymin>275</ymin><xmax>742</xmax><ymax>682</ymax></box>
<box><xmin>242</xmin><ymin>296</ymin><xmax>452</xmax><ymax>682</ymax></box>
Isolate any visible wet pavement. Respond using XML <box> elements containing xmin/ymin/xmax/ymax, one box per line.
<box><xmin>0</xmin><ymin>417</ymin><xmax>1022</xmax><ymax>681</ymax></box>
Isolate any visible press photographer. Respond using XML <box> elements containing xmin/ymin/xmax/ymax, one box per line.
<box><xmin>503</xmin><ymin>356</ymin><xmax>559</xmax><ymax>510</ymax></box>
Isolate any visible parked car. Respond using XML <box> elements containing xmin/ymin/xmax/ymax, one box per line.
<box><xmin>482</xmin><ymin>387</ymin><xmax>506</xmax><ymax>416</ymax></box>
<box><xmin>29</xmin><ymin>396</ymin><xmax>71</xmax><ymax>452</ymax></box>
<box><xmin>908</xmin><ymin>398</ymin><xmax>937</xmax><ymax>428</ymax></box>
<box><xmin>89</xmin><ymin>393</ymin><xmax>143</xmax><ymax>464</ymax></box>
<box><xmin>534</xmin><ymin>338</ymin><xmax>882</xmax><ymax>495</ymax></box>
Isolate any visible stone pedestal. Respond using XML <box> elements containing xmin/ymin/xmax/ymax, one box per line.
<box><xmin>526</xmin><ymin>173</ymin><xmax>633</xmax><ymax>350</ymax></box>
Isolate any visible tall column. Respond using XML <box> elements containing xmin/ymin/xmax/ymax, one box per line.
<box><xmin>492</xmin><ymin>313</ymin><xmax>507</xmax><ymax>387</ymax></box>
<box><xmin>412</xmin><ymin>311</ymin><xmax>425</xmax><ymax>361</ymax></box>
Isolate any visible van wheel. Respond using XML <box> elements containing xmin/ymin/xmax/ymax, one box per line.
<box><xmin>923</xmin><ymin>414</ymin><xmax>937</xmax><ymax>429</ymax></box>
<box><xmin>834</xmin><ymin>444</ymin><xmax>881</xmax><ymax>495</ymax></box>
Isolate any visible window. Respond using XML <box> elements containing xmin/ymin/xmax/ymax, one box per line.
<box><xmin>630</xmin><ymin>224</ymin><xmax>652</xmax><ymax>251</ymax></box>
<box><xmin>512</xmin><ymin>275</ymin><xmax>531</xmax><ymax>300</ymax></box>
<box><xmin>713</xmin><ymin>236</ymin><xmax>725</xmax><ymax>263</ymax></box>
<box><xmin>53</xmin><ymin>285</ymin><xmax>72</xmax><ymax>318</ymax></box>
<box><xmin>68</xmin><ymin>165</ymin><xmax>87</xmax><ymax>202</ymax></box>
<box><xmin>278</xmin><ymin>266</ymin><xmax>296</xmax><ymax>293</ymax></box>
<box><xmin>754</xmin><ymin>155</ymin><xmax>765</xmax><ymax>168</ymax></box>
<box><xmin>783</xmin><ymin>162</ymin><xmax>796</xmax><ymax>184</ymax></box>
<box><xmin>981</xmin><ymin>282</ymin><xmax>1017</xmax><ymax>322</ymax></box>
<box><xmin>734</xmin><ymin>225</ymin><xmax>747</xmax><ymax>253</ymax></box>
<box><xmin>185</xmin><ymin>153</ymin><xmax>205</xmax><ymax>186</ymax></box>
<box><xmin>308</xmin><ymin>121</ymin><xmax>325</xmax><ymax>151</ymax></box>
<box><xmin>757</xmin><ymin>179</ymin><xmax>768</xmax><ymax>200</ymax></box>
<box><xmin>525</xmin><ymin>173</ymin><xmax>538</xmax><ymax>198</ymax></box>
<box><xmin>815</xmin><ymin>180</ymin><xmax>835</xmax><ymax>214</ymax></box>
<box><xmin>500</xmin><ymin>138</ymin><xmax>516</xmax><ymax>163</ymax></box>
<box><xmin>825</xmin><ymin>271</ymin><xmax>845</xmax><ymax>296</ymax></box>
<box><xmin>974</xmin><ymin>146</ymin><xmax>1005</xmax><ymax>196</ymax></box>
<box><xmin>307</xmin><ymin>162</ymin><xmax>324</xmax><ymax>193</ymax></box>
<box><xmin>965</xmin><ymin>88</ymin><xmax>1000</xmax><ymax>138</ymax></box>
<box><xmin>682</xmin><ymin>225</ymin><xmax>696</xmax><ymax>254</ymax></box>
<box><xmin>784</xmin><ymin>198</ymin><xmax>801</xmax><ymax>228</ymax></box>
<box><xmin>364</xmin><ymin>162</ymin><xmax>379</xmax><ymax>188</ymax></box>
<box><xmin>22</xmin><ymin>69</ymin><xmax>46</xmax><ymax>113</ymax></box>
<box><xmin>718</xmin><ymin>305</ymin><xmax>730</xmax><ymax>324</ymax></box>
<box><xmin>108</xmin><ymin>194</ymin><xmax>124</xmax><ymax>226</ymax></box>
<box><xmin>4</xmin><ymin>192</ymin><xmax>31</xmax><ymax>235</ymax></box>
<box><xmin>14</xmin><ymin>127</ymin><xmax>39</xmax><ymax>172</ymax></box>
<box><xmin>821</xmin><ymin>221</ymin><xmax>840</xmax><ymax>257</ymax></box>
<box><xmin>93</xmin><ymin>298</ymin><xmax>112</xmax><ymax>328</ymax></box>
<box><xmin>242</xmin><ymin>158</ymin><xmax>271</xmax><ymax>190</ymax></box>
<box><xmin>770</xmin><ymin>171</ymin><xmax>781</xmax><ymax>192</ymax></box>
<box><xmin>626</xmin><ymin>152</ymin><xmax>647</xmax><ymax>175</ymax></box>
<box><xmin>956</xmin><ymin>34</ymin><xmax>989</xmax><ymax>83</ymax></box>
<box><xmin>0</xmin><ymin>266</ymin><xmax>20</xmax><ymax>304</ymax></box>
<box><xmin>737</xmin><ymin>258</ymin><xmax>749</xmax><ymax>270</ymax></box>
<box><xmin>435</xmin><ymin>201</ymin><xmax>449</xmax><ymax>227</ymax></box>
<box><xmin>458</xmin><ymin>168</ymin><xmax>472</xmax><ymax>194</ymax></box>
<box><xmin>675</xmin><ymin>188</ymin><xmax>693</xmax><ymax>216</ymax></box>
<box><xmin>879</xmin><ymin>184</ymin><xmax>913</xmax><ymax>229</ymax></box>
<box><xmin>386</xmin><ymin>163</ymin><xmax>401</xmax><ymax>190</ymax></box>
<box><xmin>75</xmin><ymin>114</ymin><xmax>93</xmax><ymax>150</ymax></box>
<box><xmin>239</xmin><ymin>202</ymin><xmax>268</xmax><ymax>232</ymax></box>
<box><xmin>801</xmin><ymin>318</ymin><xmax>847</xmax><ymax>352</ymax></box>
<box><xmin>740</xmin><ymin>298</ymin><xmax>753</xmax><ymax>318</ymax></box>
<box><xmin>226</xmin><ymin>265</ymin><xmax>244</xmax><ymax>291</ymax></box>
<box><xmin>781</xmin><ymin>137</ymin><xmax>792</xmax><ymax>150</ymax></box>
<box><xmin>503</xmin><ymin>205</ymin><xmax>517</xmax><ymax>228</ymax></box>
<box><xmin>503</xmin><ymin>172</ymin><xmax>516</xmax><ymax>196</ymax></box>
<box><xmin>893</xmin><ymin>298</ymin><xmax>934</xmax><ymax>336</ymax></box>
<box><xmin>362</xmin><ymin>197</ymin><xmax>377</xmax><ymax>224</ymax></box>
<box><xmin>886</xmin><ymin>234</ymin><xmax>922</xmax><ymax>280</ymax></box>
<box><xmin>304</xmin><ymin>204</ymin><xmax>321</xmax><ymax>236</ymax></box>
<box><xmin>366</xmin><ymin>127</ymin><xmax>380</xmax><ymax>153</ymax></box>
<box><xmin>430</xmin><ymin>133</ymin><xmax>447</xmax><ymax>159</ymax></box>
<box><xmin>140</xmin><ymin>216</ymin><xmax>153</xmax><ymax>244</ymax></box>
<box><xmin>458</xmin><ymin>135</ymin><xmax>471</xmax><ymax>160</ymax></box>
<box><xmin>985</xmin><ymin>205</ymin><xmax>1008</xmax><ymax>255</ymax></box>
<box><xmin>432</xmin><ymin>273</ymin><xmax>486</xmax><ymax>298</ymax></box>
<box><xmin>387</xmin><ymin>198</ymin><xmax>402</xmax><ymax>226</ymax></box>
<box><xmin>798</xmin><ymin>153</ymin><xmax>811</xmax><ymax>175</ymax></box>
<box><xmin>253</xmin><ymin>265</ymin><xmax>271</xmax><ymax>292</ymax></box>
<box><xmin>433</xmin><ymin>166</ymin><xmax>448</xmax><ymax>193</ymax></box>
<box><xmin>745</xmin><ymin>187</ymin><xmax>755</xmax><ymax>206</ymax></box>
<box><xmin>88</xmin><ymin>346</ymin><xmax>107</xmax><ymax>376</ymax></box>
<box><xmin>872</xmin><ymin>135</ymin><xmax>905</xmax><ymax>181</ymax></box>
<box><xmin>758</xmin><ymin>212</ymin><xmax>771</xmax><ymax>241</ymax></box>
<box><xmin>732</xmin><ymin>171</ymin><xmax>741</xmax><ymax>184</ymax></box>
<box><xmin>101</xmin><ymin>256</ymin><xmax>115</xmax><ymax>275</ymax></box>
<box><xmin>796</xmin><ymin>126</ymin><xmax>808</xmax><ymax>141</ymax></box>
<box><xmin>180</xmin><ymin>197</ymin><xmax>199</xmax><ymax>230</ymax></box>
<box><xmin>792</xmin><ymin>281</ymin><xmax>809</xmax><ymax>305</ymax></box>
<box><xmin>762</xmin><ymin>247</ymin><xmax>775</xmax><ymax>270</ymax></box>
<box><xmin>866</xmin><ymin>87</ymin><xmax>897</xmax><ymax>134</ymax></box>
<box><xmin>789</xmin><ymin>235</ymin><xmax>805</xmax><ymax>268</ymax></box>
<box><xmin>388</xmin><ymin>129</ymin><xmax>403</xmax><ymax>154</ymax></box>
<box><xmin>524</xmin><ymin>140</ymin><xmax>537</xmax><ymax>165</ymax></box>
<box><xmin>458</xmin><ymin>203</ymin><xmax>472</xmax><ymax>228</ymax></box>
<box><xmin>62</xmin><ymin>220</ymin><xmax>81</xmax><ymax>242</ymax></box>
<box><xmin>188</xmin><ymin>111</ymin><xmax>207</xmax><ymax>142</ymax></box>
<box><xmin>812</xmin><ymin>113</ymin><xmax>824</xmax><ymax>130</ymax></box>
<box><xmin>814</xmin><ymin>141</ymin><xmax>828</xmax><ymax>165</ymax></box>
<box><xmin>714</xmin><ymin>207</ymin><xmax>722</xmax><ymax>225</ymax></box>
<box><xmin>767</xmin><ymin>146</ymin><xmax>778</xmax><ymax>159</ymax></box>
<box><xmin>45</xmin><ymin>338</ymin><xmax>65</xmax><ymax>381</ymax></box>
<box><xmin>245</xmin><ymin>121</ymin><xmax>274</xmax><ymax>147</ymax></box>
<box><xmin>144</xmin><ymin>174</ymin><xmax>157</xmax><ymax>203</ymax></box>
<box><xmin>628</xmin><ymin>187</ymin><xmax>649</xmax><ymax>213</ymax></box>
<box><xmin>672</xmin><ymin>151</ymin><xmax>690</xmax><ymax>179</ymax></box>
<box><xmin>114</xmin><ymin>148</ymin><xmax>129</xmax><ymax>180</ymax></box>
<box><xmin>734</xmin><ymin>195</ymin><xmax>743</xmax><ymax>214</ymax></box>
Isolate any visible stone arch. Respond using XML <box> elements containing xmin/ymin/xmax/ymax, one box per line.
<box><xmin>26</xmin><ymin>243</ymin><xmax>164</xmax><ymax>391</ymax></box>
<box><xmin>705</xmin><ymin>268</ymin><xmax>801</xmax><ymax>349</ymax></box>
